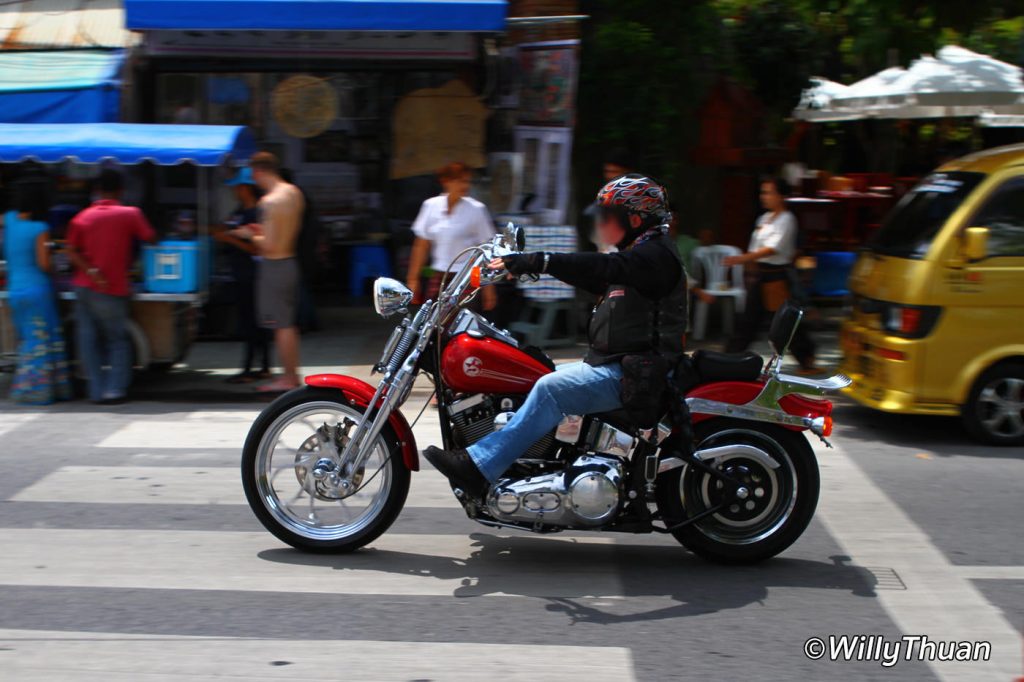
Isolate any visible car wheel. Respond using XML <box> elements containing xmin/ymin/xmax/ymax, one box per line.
<box><xmin>962</xmin><ymin>362</ymin><xmax>1024</xmax><ymax>446</ymax></box>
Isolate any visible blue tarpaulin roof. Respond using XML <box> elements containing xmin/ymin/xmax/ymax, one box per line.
<box><xmin>0</xmin><ymin>123</ymin><xmax>256</xmax><ymax>166</ymax></box>
<box><xmin>0</xmin><ymin>50</ymin><xmax>125</xmax><ymax>124</ymax></box>
<box><xmin>125</xmin><ymin>0</ymin><xmax>508</xmax><ymax>31</ymax></box>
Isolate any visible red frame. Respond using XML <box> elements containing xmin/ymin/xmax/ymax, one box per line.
<box><xmin>304</xmin><ymin>374</ymin><xmax>420</xmax><ymax>471</ymax></box>
<box><xmin>687</xmin><ymin>381</ymin><xmax>832</xmax><ymax>430</ymax></box>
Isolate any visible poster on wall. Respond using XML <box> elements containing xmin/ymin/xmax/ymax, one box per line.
<box><xmin>518</xmin><ymin>43</ymin><xmax>578</xmax><ymax>127</ymax></box>
<box><xmin>390</xmin><ymin>79</ymin><xmax>490</xmax><ymax>180</ymax></box>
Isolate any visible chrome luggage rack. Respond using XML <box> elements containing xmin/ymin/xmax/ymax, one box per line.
<box><xmin>686</xmin><ymin>303</ymin><xmax>853</xmax><ymax>442</ymax></box>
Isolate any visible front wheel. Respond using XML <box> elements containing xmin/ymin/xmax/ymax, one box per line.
<box><xmin>241</xmin><ymin>387</ymin><xmax>410</xmax><ymax>552</ymax></box>
<box><xmin>656</xmin><ymin>419</ymin><xmax>819</xmax><ymax>564</ymax></box>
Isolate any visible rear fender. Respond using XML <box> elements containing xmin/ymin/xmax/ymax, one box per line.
<box><xmin>686</xmin><ymin>381</ymin><xmax>833</xmax><ymax>431</ymax></box>
<box><xmin>304</xmin><ymin>374</ymin><xmax>420</xmax><ymax>471</ymax></box>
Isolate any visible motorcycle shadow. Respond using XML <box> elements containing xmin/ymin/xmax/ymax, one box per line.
<box><xmin>258</xmin><ymin>534</ymin><xmax>876</xmax><ymax>625</ymax></box>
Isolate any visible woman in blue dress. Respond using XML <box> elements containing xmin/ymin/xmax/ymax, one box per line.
<box><xmin>3</xmin><ymin>176</ymin><xmax>71</xmax><ymax>404</ymax></box>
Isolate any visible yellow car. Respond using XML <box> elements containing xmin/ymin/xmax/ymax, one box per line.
<box><xmin>841</xmin><ymin>145</ymin><xmax>1024</xmax><ymax>445</ymax></box>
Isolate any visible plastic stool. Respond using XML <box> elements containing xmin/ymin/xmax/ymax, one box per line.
<box><xmin>348</xmin><ymin>244</ymin><xmax>393</xmax><ymax>297</ymax></box>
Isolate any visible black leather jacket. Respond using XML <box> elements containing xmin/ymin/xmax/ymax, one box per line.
<box><xmin>544</xmin><ymin>234</ymin><xmax>688</xmax><ymax>366</ymax></box>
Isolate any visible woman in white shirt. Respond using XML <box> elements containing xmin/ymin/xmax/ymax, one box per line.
<box><xmin>406</xmin><ymin>162</ymin><xmax>496</xmax><ymax>310</ymax></box>
<box><xmin>723</xmin><ymin>177</ymin><xmax>818</xmax><ymax>372</ymax></box>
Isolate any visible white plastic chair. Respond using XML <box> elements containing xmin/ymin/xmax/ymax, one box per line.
<box><xmin>691</xmin><ymin>244</ymin><xmax>746</xmax><ymax>340</ymax></box>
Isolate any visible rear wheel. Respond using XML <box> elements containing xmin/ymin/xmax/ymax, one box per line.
<box><xmin>962</xmin><ymin>362</ymin><xmax>1024</xmax><ymax>446</ymax></box>
<box><xmin>656</xmin><ymin>419</ymin><xmax>819</xmax><ymax>564</ymax></box>
<box><xmin>241</xmin><ymin>387</ymin><xmax>410</xmax><ymax>552</ymax></box>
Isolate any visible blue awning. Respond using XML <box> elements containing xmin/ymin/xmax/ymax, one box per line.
<box><xmin>125</xmin><ymin>0</ymin><xmax>508</xmax><ymax>32</ymax></box>
<box><xmin>0</xmin><ymin>124</ymin><xmax>256</xmax><ymax>166</ymax></box>
<box><xmin>0</xmin><ymin>50</ymin><xmax>125</xmax><ymax>124</ymax></box>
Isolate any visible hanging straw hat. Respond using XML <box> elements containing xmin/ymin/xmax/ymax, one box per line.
<box><xmin>271</xmin><ymin>75</ymin><xmax>338</xmax><ymax>139</ymax></box>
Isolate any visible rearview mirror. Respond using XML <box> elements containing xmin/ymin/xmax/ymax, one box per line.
<box><xmin>503</xmin><ymin>222</ymin><xmax>526</xmax><ymax>251</ymax></box>
<box><xmin>963</xmin><ymin>226</ymin><xmax>989</xmax><ymax>262</ymax></box>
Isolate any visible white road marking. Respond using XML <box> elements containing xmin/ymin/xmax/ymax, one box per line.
<box><xmin>0</xmin><ymin>412</ymin><xmax>40</xmax><ymax>438</ymax></box>
<box><xmin>0</xmin><ymin>628</ymin><xmax>635</xmax><ymax>682</ymax></box>
<box><xmin>815</xmin><ymin>440</ymin><xmax>1020</xmax><ymax>680</ymax></box>
<box><xmin>954</xmin><ymin>566</ymin><xmax>1024</xmax><ymax>580</ymax></box>
<box><xmin>0</xmin><ymin>529</ymin><xmax>623</xmax><ymax>598</ymax></box>
<box><xmin>183</xmin><ymin>411</ymin><xmax>261</xmax><ymax>421</ymax></box>
<box><xmin>8</xmin><ymin>465</ymin><xmax>461</xmax><ymax>508</ymax></box>
<box><xmin>97</xmin><ymin>421</ymin><xmax>252</xmax><ymax>449</ymax></box>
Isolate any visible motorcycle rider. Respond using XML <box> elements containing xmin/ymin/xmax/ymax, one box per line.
<box><xmin>424</xmin><ymin>174</ymin><xmax>688</xmax><ymax>496</ymax></box>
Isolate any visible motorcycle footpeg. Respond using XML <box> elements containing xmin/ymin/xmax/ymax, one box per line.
<box><xmin>452</xmin><ymin>487</ymin><xmax>483</xmax><ymax>518</ymax></box>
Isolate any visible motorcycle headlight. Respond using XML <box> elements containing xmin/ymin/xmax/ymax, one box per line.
<box><xmin>373</xmin><ymin>277</ymin><xmax>413</xmax><ymax>318</ymax></box>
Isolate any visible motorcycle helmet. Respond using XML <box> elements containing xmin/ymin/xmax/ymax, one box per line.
<box><xmin>595</xmin><ymin>173</ymin><xmax>670</xmax><ymax>242</ymax></box>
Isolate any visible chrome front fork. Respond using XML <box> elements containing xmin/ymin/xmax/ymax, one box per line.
<box><xmin>334</xmin><ymin>325</ymin><xmax>435</xmax><ymax>480</ymax></box>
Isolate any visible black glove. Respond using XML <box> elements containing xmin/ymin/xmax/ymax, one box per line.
<box><xmin>502</xmin><ymin>252</ymin><xmax>545</xmax><ymax>276</ymax></box>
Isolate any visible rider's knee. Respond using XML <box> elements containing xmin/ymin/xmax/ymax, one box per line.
<box><xmin>533</xmin><ymin>369</ymin><xmax>565</xmax><ymax>399</ymax></box>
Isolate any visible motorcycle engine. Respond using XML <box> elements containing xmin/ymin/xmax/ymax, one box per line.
<box><xmin>486</xmin><ymin>454</ymin><xmax>624</xmax><ymax>528</ymax></box>
<box><xmin>449</xmin><ymin>394</ymin><xmax>555</xmax><ymax>458</ymax></box>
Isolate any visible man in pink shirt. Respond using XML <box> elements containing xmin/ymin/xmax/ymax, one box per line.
<box><xmin>67</xmin><ymin>169</ymin><xmax>156</xmax><ymax>403</ymax></box>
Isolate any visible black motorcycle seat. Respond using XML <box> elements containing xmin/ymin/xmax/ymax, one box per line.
<box><xmin>692</xmin><ymin>349</ymin><xmax>764</xmax><ymax>383</ymax></box>
<box><xmin>590</xmin><ymin>408</ymin><xmax>636</xmax><ymax>433</ymax></box>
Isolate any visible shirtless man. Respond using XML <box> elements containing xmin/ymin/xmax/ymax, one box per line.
<box><xmin>231</xmin><ymin>152</ymin><xmax>304</xmax><ymax>392</ymax></box>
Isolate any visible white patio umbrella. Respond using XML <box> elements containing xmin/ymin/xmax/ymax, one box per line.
<box><xmin>793</xmin><ymin>77</ymin><xmax>860</xmax><ymax>121</ymax></box>
<box><xmin>881</xmin><ymin>45</ymin><xmax>1024</xmax><ymax>117</ymax></box>
<box><xmin>829</xmin><ymin>66</ymin><xmax>909</xmax><ymax>112</ymax></box>
<box><xmin>795</xmin><ymin>46</ymin><xmax>1024</xmax><ymax>121</ymax></box>
<box><xmin>978</xmin><ymin>112</ymin><xmax>1024</xmax><ymax>127</ymax></box>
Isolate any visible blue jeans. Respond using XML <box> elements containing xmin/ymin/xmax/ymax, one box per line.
<box><xmin>75</xmin><ymin>287</ymin><xmax>132</xmax><ymax>402</ymax></box>
<box><xmin>468</xmin><ymin>361</ymin><xmax>623</xmax><ymax>481</ymax></box>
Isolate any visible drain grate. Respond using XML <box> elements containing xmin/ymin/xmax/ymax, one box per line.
<box><xmin>865</xmin><ymin>566</ymin><xmax>907</xmax><ymax>590</ymax></box>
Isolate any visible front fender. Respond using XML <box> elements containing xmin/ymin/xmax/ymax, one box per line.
<box><xmin>305</xmin><ymin>374</ymin><xmax>420</xmax><ymax>471</ymax></box>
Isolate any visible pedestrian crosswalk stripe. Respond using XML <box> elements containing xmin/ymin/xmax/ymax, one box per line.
<box><xmin>0</xmin><ymin>628</ymin><xmax>635</xmax><ymax>682</ymax></box>
<box><xmin>95</xmin><ymin>415</ymin><xmax>450</xmax><ymax>454</ymax></box>
<box><xmin>0</xmin><ymin>413</ymin><xmax>40</xmax><ymax>438</ymax></box>
<box><xmin>0</xmin><ymin>529</ymin><xmax>624</xmax><ymax>598</ymax></box>
<box><xmin>98</xmin><ymin>421</ymin><xmax>253</xmax><ymax>449</ymax></box>
<box><xmin>183</xmin><ymin>411</ymin><xmax>261</xmax><ymax>421</ymax></box>
<box><xmin>814</xmin><ymin>440</ymin><xmax>1021</xmax><ymax>680</ymax></box>
<box><xmin>9</xmin><ymin>465</ymin><xmax>461</xmax><ymax>508</ymax></box>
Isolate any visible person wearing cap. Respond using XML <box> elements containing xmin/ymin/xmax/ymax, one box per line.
<box><xmin>215</xmin><ymin>167</ymin><xmax>270</xmax><ymax>383</ymax></box>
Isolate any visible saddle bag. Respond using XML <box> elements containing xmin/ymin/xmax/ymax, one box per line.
<box><xmin>620</xmin><ymin>353</ymin><xmax>670</xmax><ymax>429</ymax></box>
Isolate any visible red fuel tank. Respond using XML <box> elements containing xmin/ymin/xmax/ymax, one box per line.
<box><xmin>441</xmin><ymin>333</ymin><xmax>552</xmax><ymax>394</ymax></box>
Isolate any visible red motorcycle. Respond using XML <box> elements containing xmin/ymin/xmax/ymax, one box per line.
<box><xmin>242</xmin><ymin>226</ymin><xmax>851</xmax><ymax>563</ymax></box>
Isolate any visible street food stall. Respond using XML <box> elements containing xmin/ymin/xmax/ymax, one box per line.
<box><xmin>0</xmin><ymin>122</ymin><xmax>254</xmax><ymax>370</ymax></box>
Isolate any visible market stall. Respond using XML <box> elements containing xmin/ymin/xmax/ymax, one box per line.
<box><xmin>0</xmin><ymin>122</ymin><xmax>254</xmax><ymax>369</ymax></box>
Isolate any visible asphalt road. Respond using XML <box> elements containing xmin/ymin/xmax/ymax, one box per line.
<box><xmin>0</xmin><ymin>388</ymin><xmax>1020</xmax><ymax>681</ymax></box>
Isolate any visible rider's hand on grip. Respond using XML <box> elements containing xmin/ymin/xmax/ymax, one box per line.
<box><xmin>501</xmin><ymin>252</ymin><xmax>545</xmax><ymax>276</ymax></box>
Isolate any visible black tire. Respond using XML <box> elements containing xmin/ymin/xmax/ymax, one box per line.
<box><xmin>656</xmin><ymin>419</ymin><xmax>819</xmax><ymax>564</ymax></box>
<box><xmin>241</xmin><ymin>386</ymin><xmax>410</xmax><ymax>553</ymax></box>
<box><xmin>962</xmin><ymin>361</ymin><xmax>1024</xmax><ymax>446</ymax></box>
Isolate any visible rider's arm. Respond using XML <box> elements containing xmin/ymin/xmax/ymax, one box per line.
<box><xmin>545</xmin><ymin>243</ymin><xmax>682</xmax><ymax>298</ymax></box>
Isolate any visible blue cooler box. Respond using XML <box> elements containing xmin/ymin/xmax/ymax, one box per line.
<box><xmin>143</xmin><ymin>239</ymin><xmax>209</xmax><ymax>294</ymax></box>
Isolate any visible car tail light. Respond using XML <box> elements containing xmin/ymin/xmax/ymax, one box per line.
<box><xmin>886</xmin><ymin>306</ymin><xmax>920</xmax><ymax>334</ymax></box>
<box><xmin>876</xmin><ymin>347</ymin><xmax>906</xmax><ymax>361</ymax></box>
<box><xmin>883</xmin><ymin>304</ymin><xmax>941</xmax><ymax>338</ymax></box>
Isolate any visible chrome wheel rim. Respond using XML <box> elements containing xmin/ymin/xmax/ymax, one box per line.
<box><xmin>255</xmin><ymin>401</ymin><xmax>393</xmax><ymax>541</ymax></box>
<box><xmin>680</xmin><ymin>429</ymin><xmax>798</xmax><ymax>546</ymax></box>
<box><xmin>978</xmin><ymin>377</ymin><xmax>1024</xmax><ymax>439</ymax></box>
